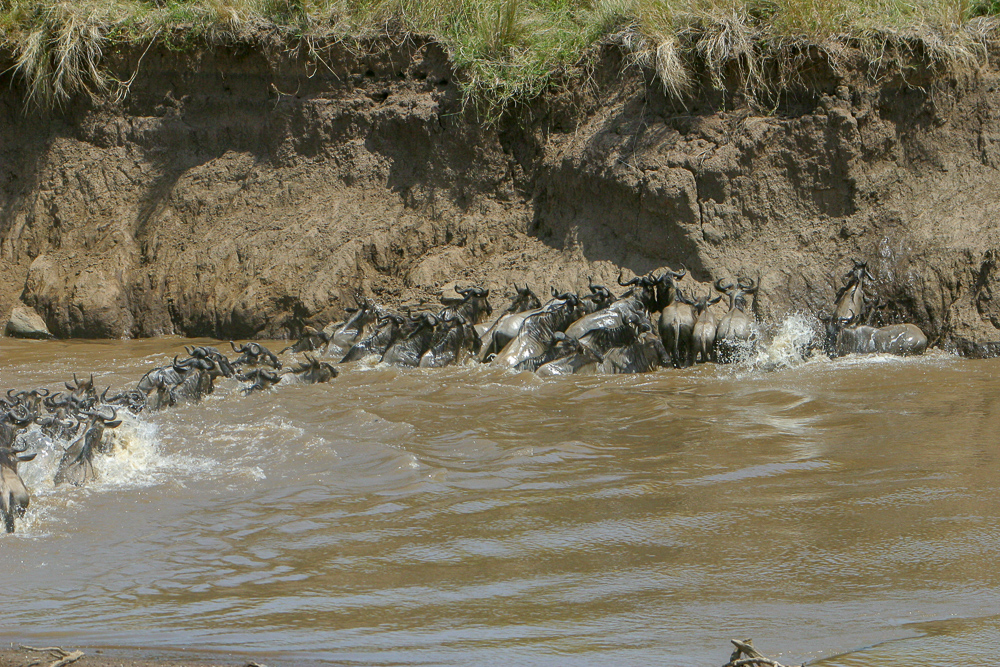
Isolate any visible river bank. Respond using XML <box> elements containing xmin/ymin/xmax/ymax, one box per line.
<box><xmin>0</xmin><ymin>14</ymin><xmax>999</xmax><ymax>349</ymax></box>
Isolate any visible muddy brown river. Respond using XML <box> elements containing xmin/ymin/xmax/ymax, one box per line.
<box><xmin>1</xmin><ymin>325</ymin><xmax>998</xmax><ymax>666</ymax></box>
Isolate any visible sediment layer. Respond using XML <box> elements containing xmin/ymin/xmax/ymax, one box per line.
<box><xmin>1</xmin><ymin>35</ymin><xmax>999</xmax><ymax>350</ymax></box>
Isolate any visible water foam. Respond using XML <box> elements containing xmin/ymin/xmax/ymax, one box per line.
<box><xmin>749</xmin><ymin>313</ymin><xmax>822</xmax><ymax>371</ymax></box>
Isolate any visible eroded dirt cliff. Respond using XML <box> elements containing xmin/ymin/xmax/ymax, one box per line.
<box><xmin>2</xmin><ymin>34</ymin><xmax>999</xmax><ymax>349</ymax></box>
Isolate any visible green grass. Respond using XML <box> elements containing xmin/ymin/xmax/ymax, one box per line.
<box><xmin>0</xmin><ymin>0</ymin><xmax>997</xmax><ymax>115</ymax></box>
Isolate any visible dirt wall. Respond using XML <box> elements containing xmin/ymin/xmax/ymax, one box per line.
<box><xmin>1</xmin><ymin>35</ymin><xmax>999</xmax><ymax>350</ymax></box>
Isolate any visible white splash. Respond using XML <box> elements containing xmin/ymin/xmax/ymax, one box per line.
<box><xmin>748</xmin><ymin>314</ymin><xmax>822</xmax><ymax>371</ymax></box>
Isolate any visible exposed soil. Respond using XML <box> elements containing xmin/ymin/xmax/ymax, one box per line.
<box><xmin>1</xmin><ymin>33</ymin><xmax>999</xmax><ymax>350</ymax></box>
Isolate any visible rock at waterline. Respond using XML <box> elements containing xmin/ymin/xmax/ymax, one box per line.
<box><xmin>4</xmin><ymin>304</ymin><xmax>53</xmax><ymax>339</ymax></box>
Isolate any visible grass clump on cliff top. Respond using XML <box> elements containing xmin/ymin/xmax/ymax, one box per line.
<box><xmin>0</xmin><ymin>0</ymin><xmax>998</xmax><ymax>115</ymax></box>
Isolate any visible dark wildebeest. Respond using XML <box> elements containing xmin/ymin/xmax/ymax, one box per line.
<box><xmin>327</xmin><ymin>295</ymin><xmax>385</xmax><ymax>352</ymax></box>
<box><xmin>54</xmin><ymin>407</ymin><xmax>122</xmax><ymax>487</ymax></box>
<box><xmin>833</xmin><ymin>259</ymin><xmax>874</xmax><ymax>328</ymax></box>
<box><xmin>564</xmin><ymin>275</ymin><xmax>647</xmax><ymax>346</ymax></box>
<box><xmin>238</xmin><ymin>368</ymin><xmax>282</xmax><ymax>395</ymax></box>
<box><xmin>280</xmin><ymin>326</ymin><xmax>330</xmax><ymax>355</ymax></box>
<box><xmin>420</xmin><ymin>314</ymin><xmax>481</xmax><ymax>368</ymax></box>
<box><xmin>536</xmin><ymin>337</ymin><xmax>605</xmax><ymax>376</ymax></box>
<box><xmin>656</xmin><ymin>267</ymin><xmax>697</xmax><ymax>368</ymax></box>
<box><xmin>714</xmin><ymin>276</ymin><xmax>759</xmax><ymax>363</ymax></box>
<box><xmin>597</xmin><ymin>317</ymin><xmax>669</xmax><ymax>374</ymax></box>
<box><xmin>64</xmin><ymin>374</ymin><xmax>97</xmax><ymax>409</ymax></box>
<box><xmin>511</xmin><ymin>332</ymin><xmax>582</xmax><ymax>373</ymax></box>
<box><xmin>492</xmin><ymin>291</ymin><xmax>581</xmax><ymax>368</ymax></box>
<box><xmin>341</xmin><ymin>313</ymin><xmax>407</xmax><ymax>363</ymax></box>
<box><xmin>820</xmin><ymin>260</ymin><xmax>926</xmax><ymax>357</ymax></box>
<box><xmin>169</xmin><ymin>356</ymin><xmax>227</xmax><ymax>404</ymax></box>
<box><xmin>230</xmin><ymin>342</ymin><xmax>282</xmax><ymax>370</ymax></box>
<box><xmin>478</xmin><ymin>285</ymin><xmax>546</xmax><ymax>360</ymax></box>
<box><xmin>382</xmin><ymin>313</ymin><xmax>440</xmax><ymax>367</ymax></box>
<box><xmin>282</xmin><ymin>354</ymin><xmax>339</xmax><ymax>384</ymax></box>
<box><xmin>440</xmin><ymin>286</ymin><xmax>493</xmax><ymax>325</ymax></box>
<box><xmin>1</xmin><ymin>406</ymin><xmax>36</xmax><ymax>533</ymax></box>
<box><xmin>101</xmin><ymin>387</ymin><xmax>147</xmax><ymax>415</ymax></box>
<box><xmin>185</xmin><ymin>346</ymin><xmax>235</xmax><ymax>379</ymax></box>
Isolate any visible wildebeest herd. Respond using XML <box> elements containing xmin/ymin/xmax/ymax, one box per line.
<box><xmin>0</xmin><ymin>261</ymin><xmax>926</xmax><ymax>534</ymax></box>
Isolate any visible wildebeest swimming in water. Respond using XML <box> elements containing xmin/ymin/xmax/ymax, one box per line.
<box><xmin>54</xmin><ymin>407</ymin><xmax>122</xmax><ymax>487</ymax></box>
<box><xmin>230</xmin><ymin>342</ymin><xmax>282</xmax><ymax>370</ymax></box>
<box><xmin>280</xmin><ymin>326</ymin><xmax>330</xmax><ymax>355</ymax></box>
<box><xmin>0</xmin><ymin>405</ymin><xmax>36</xmax><ymax>533</ymax></box>
<box><xmin>822</xmin><ymin>259</ymin><xmax>927</xmax><ymax>358</ymax></box>
<box><xmin>282</xmin><ymin>354</ymin><xmax>339</xmax><ymax>384</ymax></box>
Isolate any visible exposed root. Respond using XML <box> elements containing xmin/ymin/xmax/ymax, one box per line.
<box><xmin>722</xmin><ymin>639</ymin><xmax>801</xmax><ymax>667</ymax></box>
<box><xmin>18</xmin><ymin>645</ymin><xmax>84</xmax><ymax>667</ymax></box>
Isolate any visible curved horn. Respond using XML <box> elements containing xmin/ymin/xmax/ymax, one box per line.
<box><xmin>714</xmin><ymin>278</ymin><xmax>735</xmax><ymax>293</ymax></box>
<box><xmin>8</xmin><ymin>404</ymin><xmax>31</xmax><ymax>425</ymax></box>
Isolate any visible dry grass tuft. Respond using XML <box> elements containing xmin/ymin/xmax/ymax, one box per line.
<box><xmin>0</xmin><ymin>0</ymin><xmax>997</xmax><ymax>114</ymax></box>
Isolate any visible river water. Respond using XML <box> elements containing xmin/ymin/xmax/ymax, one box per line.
<box><xmin>1</xmin><ymin>327</ymin><xmax>998</xmax><ymax>666</ymax></box>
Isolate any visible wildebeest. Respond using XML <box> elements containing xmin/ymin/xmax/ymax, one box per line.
<box><xmin>230</xmin><ymin>342</ymin><xmax>282</xmax><ymax>370</ymax></box>
<box><xmin>327</xmin><ymin>295</ymin><xmax>385</xmax><ymax>352</ymax></box>
<box><xmin>280</xmin><ymin>326</ymin><xmax>330</xmax><ymax>355</ymax></box>
<box><xmin>492</xmin><ymin>291</ymin><xmax>581</xmax><ymax>368</ymax></box>
<box><xmin>597</xmin><ymin>318</ymin><xmax>669</xmax><ymax>374</ymax></box>
<box><xmin>688</xmin><ymin>291</ymin><xmax>724</xmax><ymax>364</ymax></box>
<box><xmin>382</xmin><ymin>313</ymin><xmax>439</xmax><ymax>367</ymax></box>
<box><xmin>833</xmin><ymin>259</ymin><xmax>874</xmax><ymax>327</ymax></box>
<box><xmin>656</xmin><ymin>267</ymin><xmax>697</xmax><ymax>368</ymax></box>
<box><xmin>238</xmin><ymin>368</ymin><xmax>282</xmax><ymax>395</ymax></box>
<box><xmin>282</xmin><ymin>354</ymin><xmax>339</xmax><ymax>383</ymax></box>
<box><xmin>341</xmin><ymin>313</ymin><xmax>407</xmax><ymax>363</ymax></box>
<box><xmin>101</xmin><ymin>387</ymin><xmax>147</xmax><ymax>415</ymax></box>
<box><xmin>54</xmin><ymin>407</ymin><xmax>122</xmax><ymax>487</ymax></box>
<box><xmin>714</xmin><ymin>276</ymin><xmax>759</xmax><ymax>363</ymax></box>
<box><xmin>535</xmin><ymin>338</ymin><xmax>604</xmax><ymax>376</ymax></box>
<box><xmin>1</xmin><ymin>406</ymin><xmax>36</xmax><ymax>533</ymax></box>
<box><xmin>168</xmin><ymin>356</ymin><xmax>227</xmax><ymax>403</ymax></box>
<box><xmin>479</xmin><ymin>286</ymin><xmax>552</xmax><ymax>360</ymax></box>
<box><xmin>419</xmin><ymin>314</ymin><xmax>481</xmax><ymax>368</ymax></box>
<box><xmin>833</xmin><ymin>323</ymin><xmax>928</xmax><ymax>357</ymax></box>
<box><xmin>440</xmin><ymin>286</ymin><xmax>493</xmax><ymax>325</ymax></box>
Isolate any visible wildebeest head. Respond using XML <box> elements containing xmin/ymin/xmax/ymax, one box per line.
<box><xmin>654</xmin><ymin>266</ymin><xmax>687</xmax><ymax>308</ymax></box>
<box><xmin>617</xmin><ymin>271</ymin><xmax>659</xmax><ymax>312</ymax></box>
<box><xmin>580</xmin><ymin>277</ymin><xmax>615</xmax><ymax>313</ymax></box>
<box><xmin>690</xmin><ymin>291</ymin><xmax>724</xmax><ymax>315</ymax></box>
<box><xmin>508</xmin><ymin>284</ymin><xmax>541</xmax><ymax>314</ymax></box>
<box><xmin>715</xmin><ymin>276</ymin><xmax>756</xmax><ymax>312</ymax></box>
<box><xmin>843</xmin><ymin>259</ymin><xmax>874</xmax><ymax>286</ymax></box>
